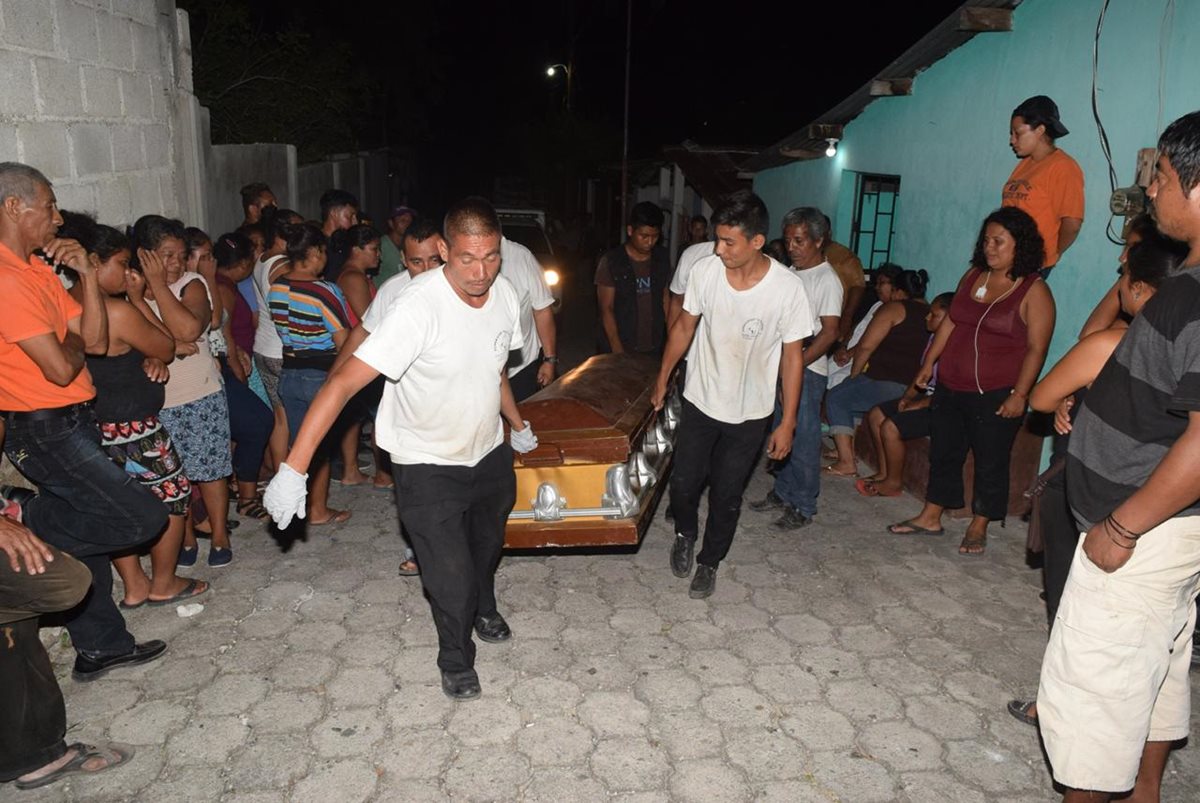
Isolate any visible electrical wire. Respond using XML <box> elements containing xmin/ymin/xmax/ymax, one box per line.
<box><xmin>1091</xmin><ymin>0</ymin><xmax>1124</xmax><ymax>245</ymax></box>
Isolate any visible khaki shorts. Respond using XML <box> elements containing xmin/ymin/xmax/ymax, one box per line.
<box><xmin>1038</xmin><ymin>516</ymin><xmax>1200</xmax><ymax>793</ymax></box>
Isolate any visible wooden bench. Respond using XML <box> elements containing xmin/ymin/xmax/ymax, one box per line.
<box><xmin>852</xmin><ymin>416</ymin><xmax>1045</xmax><ymax>519</ymax></box>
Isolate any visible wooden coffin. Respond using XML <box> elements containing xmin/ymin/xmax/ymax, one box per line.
<box><xmin>505</xmin><ymin>353</ymin><xmax>678</xmax><ymax>548</ymax></box>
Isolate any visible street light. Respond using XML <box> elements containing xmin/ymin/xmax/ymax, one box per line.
<box><xmin>544</xmin><ymin>62</ymin><xmax>572</xmax><ymax>112</ymax></box>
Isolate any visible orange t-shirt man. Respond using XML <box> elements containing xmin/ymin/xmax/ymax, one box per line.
<box><xmin>0</xmin><ymin>242</ymin><xmax>96</xmax><ymax>412</ymax></box>
<box><xmin>1001</xmin><ymin>149</ymin><xmax>1085</xmax><ymax>268</ymax></box>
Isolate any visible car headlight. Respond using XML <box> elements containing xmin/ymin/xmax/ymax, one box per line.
<box><xmin>543</xmin><ymin>269</ymin><xmax>560</xmax><ymax>287</ymax></box>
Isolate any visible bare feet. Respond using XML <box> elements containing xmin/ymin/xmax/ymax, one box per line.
<box><xmin>823</xmin><ymin>463</ymin><xmax>858</xmax><ymax>478</ymax></box>
<box><xmin>338</xmin><ymin>470</ymin><xmax>373</xmax><ymax>486</ymax></box>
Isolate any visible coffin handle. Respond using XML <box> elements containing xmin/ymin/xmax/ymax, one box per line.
<box><xmin>517</xmin><ymin>443</ymin><xmax>565</xmax><ymax>467</ymax></box>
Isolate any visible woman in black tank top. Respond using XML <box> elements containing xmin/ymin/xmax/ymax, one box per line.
<box><xmin>62</xmin><ymin>216</ymin><xmax>210</xmax><ymax>608</ymax></box>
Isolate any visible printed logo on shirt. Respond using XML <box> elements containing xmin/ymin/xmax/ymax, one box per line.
<box><xmin>636</xmin><ymin>276</ymin><xmax>651</xmax><ymax>295</ymax></box>
<box><xmin>494</xmin><ymin>330</ymin><xmax>513</xmax><ymax>356</ymax></box>
<box><xmin>741</xmin><ymin>318</ymin><xmax>764</xmax><ymax>340</ymax></box>
<box><xmin>1003</xmin><ymin>178</ymin><xmax>1032</xmax><ymax>203</ymax></box>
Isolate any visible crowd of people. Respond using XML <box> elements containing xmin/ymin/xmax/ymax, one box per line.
<box><xmin>2</xmin><ymin>97</ymin><xmax>1200</xmax><ymax>803</ymax></box>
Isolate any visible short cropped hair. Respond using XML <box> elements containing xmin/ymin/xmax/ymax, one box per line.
<box><xmin>444</xmin><ymin>196</ymin><xmax>501</xmax><ymax>241</ymax></box>
<box><xmin>0</xmin><ymin>162</ymin><xmax>50</xmax><ymax>205</ymax></box>
<box><xmin>319</xmin><ymin>189</ymin><xmax>359</xmax><ymax>221</ymax></box>
<box><xmin>1158</xmin><ymin>111</ymin><xmax>1200</xmax><ymax>195</ymax></box>
<box><xmin>403</xmin><ymin>216</ymin><xmax>441</xmax><ymax>245</ymax></box>
<box><xmin>780</xmin><ymin>207</ymin><xmax>830</xmax><ymax>250</ymax></box>
<box><xmin>240</xmin><ymin>182</ymin><xmax>272</xmax><ymax>213</ymax></box>
<box><xmin>628</xmin><ymin>201</ymin><xmax>664</xmax><ymax>230</ymax></box>
<box><xmin>970</xmin><ymin>207</ymin><xmax>1045</xmax><ymax>279</ymax></box>
<box><xmin>711</xmin><ymin>190</ymin><xmax>770</xmax><ymax>240</ymax></box>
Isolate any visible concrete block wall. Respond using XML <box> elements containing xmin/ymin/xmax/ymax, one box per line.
<box><xmin>0</xmin><ymin>0</ymin><xmax>188</xmax><ymax>227</ymax></box>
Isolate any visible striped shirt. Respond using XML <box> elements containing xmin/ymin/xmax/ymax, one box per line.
<box><xmin>1067</xmin><ymin>267</ymin><xmax>1200</xmax><ymax>529</ymax></box>
<box><xmin>268</xmin><ymin>278</ymin><xmax>352</xmax><ymax>369</ymax></box>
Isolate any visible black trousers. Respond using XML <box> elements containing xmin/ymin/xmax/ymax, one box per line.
<box><xmin>508</xmin><ymin>359</ymin><xmax>541</xmax><ymax>403</ymax></box>
<box><xmin>670</xmin><ymin>400</ymin><xmax>770</xmax><ymax>567</ymax></box>
<box><xmin>0</xmin><ymin>545</ymin><xmax>92</xmax><ymax>781</ymax></box>
<box><xmin>1039</xmin><ymin>470</ymin><xmax>1077</xmax><ymax>626</ymax></box>
<box><xmin>927</xmin><ymin>386</ymin><xmax>1024</xmax><ymax>521</ymax></box>
<box><xmin>393</xmin><ymin>443</ymin><xmax>516</xmax><ymax>673</ymax></box>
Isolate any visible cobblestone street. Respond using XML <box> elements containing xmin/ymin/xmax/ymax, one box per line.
<box><xmin>26</xmin><ymin>469</ymin><xmax>1200</xmax><ymax>802</ymax></box>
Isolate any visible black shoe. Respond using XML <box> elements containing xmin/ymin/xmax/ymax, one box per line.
<box><xmin>73</xmin><ymin>640</ymin><xmax>167</xmax><ymax>682</ymax></box>
<box><xmin>474</xmin><ymin>613</ymin><xmax>512</xmax><ymax>643</ymax></box>
<box><xmin>749</xmin><ymin>490</ymin><xmax>784</xmax><ymax>512</ymax></box>
<box><xmin>0</xmin><ymin>484</ymin><xmax>34</xmax><ymax>521</ymax></box>
<box><xmin>670</xmin><ymin>534</ymin><xmax>695</xmax><ymax>578</ymax></box>
<box><xmin>441</xmin><ymin>668</ymin><xmax>481</xmax><ymax>700</ymax></box>
<box><xmin>774</xmin><ymin>505</ymin><xmax>812</xmax><ymax>530</ymax></box>
<box><xmin>689</xmin><ymin>564</ymin><xmax>717</xmax><ymax>599</ymax></box>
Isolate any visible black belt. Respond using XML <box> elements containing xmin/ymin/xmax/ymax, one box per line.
<box><xmin>2</xmin><ymin>401</ymin><xmax>92</xmax><ymax>423</ymax></box>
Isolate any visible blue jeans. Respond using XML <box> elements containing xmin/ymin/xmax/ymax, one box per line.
<box><xmin>279</xmin><ymin>367</ymin><xmax>329</xmax><ymax>445</ymax></box>
<box><xmin>4</xmin><ymin>405</ymin><xmax>168</xmax><ymax>656</ymax></box>
<box><xmin>772</xmin><ymin>368</ymin><xmax>827</xmax><ymax>517</ymax></box>
<box><xmin>824</xmin><ymin>375</ymin><xmax>906</xmax><ymax>436</ymax></box>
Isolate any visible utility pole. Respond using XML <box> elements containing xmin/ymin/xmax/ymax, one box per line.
<box><xmin>619</xmin><ymin>0</ymin><xmax>631</xmax><ymax>237</ymax></box>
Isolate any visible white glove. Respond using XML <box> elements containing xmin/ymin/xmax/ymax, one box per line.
<box><xmin>263</xmin><ymin>462</ymin><xmax>309</xmax><ymax>528</ymax></box>
<box><xmin>510</xmin><ymin>421</ymin><xmax>538</xmax><ymax>454</ymax></box>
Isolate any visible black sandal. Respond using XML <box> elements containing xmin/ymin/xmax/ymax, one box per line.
<box><xmin>236</xmin><ymin>497</ymin><xmax>269</xmax><ymax>520</ymax></box>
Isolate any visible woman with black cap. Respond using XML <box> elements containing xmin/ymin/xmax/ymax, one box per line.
<box><xmin>1001</xmin><ymin>95</ymin><xmax>1085</xmax><ymax>278</ymax></box>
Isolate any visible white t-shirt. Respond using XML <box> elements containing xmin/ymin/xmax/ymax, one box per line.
<box><xmin>500</xmin><ymin>237</ymin><xmax>555</xmax><ymax>376</ymax></box>
<box><xmin>252</xmin><ymin>254</ymin><xmax>287</xmax><ymax>358</ymax></box>
<box><xmin>354</xmin><ymin>268</ymin><xmax>524</xmax><ymax>467</ymax></box>
<box><xmin>682</xmin><ymin>254</ymin><xmax>814</xmax><ymax>423</ymax></box>
<box><xmin>826</xmin><ymin>299</ymin><xmax>883</xmax><ymax>390</ymax></box>
<box><xmin>670</xmin><ymin>241</ymin><xmax>715</xmax><ymax>295</ymax></box>
<box><xmin>791</xmin><ymin>261</ymin><xmax>843</xmax><ymax>376</ymax></box>
<box><xmin>360</xmin><ymin>270</ymin><xmax>412</xmax><ymax>333</ymax></box>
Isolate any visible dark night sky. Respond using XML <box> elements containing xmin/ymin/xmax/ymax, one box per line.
<box><xmin>242</xmin><ymin>0</ymin><xmax>965</xmax><ymax>152</ymax></box>
<box><xmin>187</xmin><ymin>0</ymin><xmax>966</xmax><ymax>204</ymax></box>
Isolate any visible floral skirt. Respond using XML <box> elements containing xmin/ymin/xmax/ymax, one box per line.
<box><xmin>159</xmin><ymin>391</ymin><xmax>233</xmax><ymax>482</ymax></box>
<box><xmin>99</xmin><ymin>414</ymin><xmax>192</xmax><ymax>516</ymax></box>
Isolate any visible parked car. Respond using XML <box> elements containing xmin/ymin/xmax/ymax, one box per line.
<box><xmin>497</xmin><ymin>208</ymin><xmax>562</xmax><ymax>311</ymax></box>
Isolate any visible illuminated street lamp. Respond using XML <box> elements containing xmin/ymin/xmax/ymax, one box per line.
<box><xmin>544</xmin><ymin>62</ymin><xmax>572</xmax><ymax>112</ymax></box>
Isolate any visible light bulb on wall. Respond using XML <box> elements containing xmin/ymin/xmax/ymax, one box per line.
<box><xmin>825</xmin><ymin>138</ymin><xmax>838</xmax><ymax>158</ymax></box>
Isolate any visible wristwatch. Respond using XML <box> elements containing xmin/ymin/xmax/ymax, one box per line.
<box><xmin>542</xmin><ymin>356</ymin><xmax>559</xmax><ymax>365</ymax></box>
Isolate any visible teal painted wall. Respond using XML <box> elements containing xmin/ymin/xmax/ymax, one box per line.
<box><xmin>754</xmin><ymin>0</ymin><xmax>1200</xmax><ymax>369</ymax></box>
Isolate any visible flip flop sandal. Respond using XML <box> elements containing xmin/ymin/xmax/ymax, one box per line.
<box><xmin>146</xmin><ymin>578</ymin><xmax>210</xmax><ymax>607</ymax></box>
<box><xmin>822</xmin><ymin>465</ymin><xmax>859</xmax><ymax>478</ymax></box>
<box><xmin>14</xmin><ymin>742</ymin><xmax>136</xmax><ymax>790</ymax></box>
<box><xmin>959</xmin><ymin>532</ymin><xmax>987</xmax><ymax>555</ymax></box>
<box><xmin>397</xmin><ymin>559</ymin><xmax>420</xmax><ymax>577</ymax></box>
<box><xmin>310</xmin><ymin>509</ymin><xmax>352</xmax><ymax>526</ymax></box>
<box><xmin>1006</xmin><ymin>699</ymin><xmax>1038</xmax><ymax>727</ymax></box>
<box><xmin>855</xmin><ymin>478</ymin><xmax>902</xmax><ymax>498</ymax></box>
<box><xmin>887</xmin><ymin>519</ymin><xmax>945</xmax><ymax>536</ymax></box>
<box><xmin>118</xmin><ymin>598</ymin><xmax>147</xmax><ymax>610</ymax></box>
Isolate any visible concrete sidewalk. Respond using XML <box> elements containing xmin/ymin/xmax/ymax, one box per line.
<box><xmin>24</xmin><ymin>468</ymin><xmax>1200</xmax><ymax>801</ymax></box>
